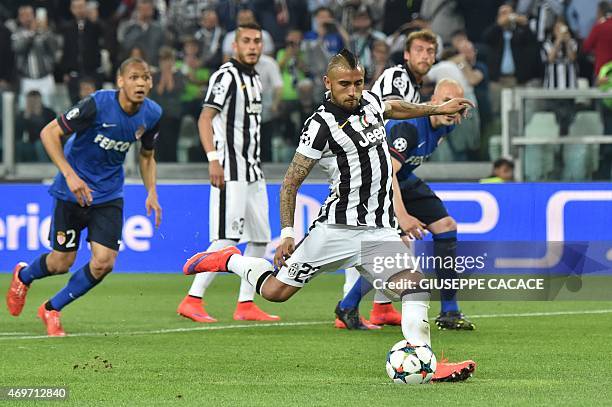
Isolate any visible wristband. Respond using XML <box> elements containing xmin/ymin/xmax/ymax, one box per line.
<box><xmin>280</xmin><ymin>227</ymin><xmax>295</xmax><ymax>240</ymax></box>
<box><xmin>207</xmin><ymin>151</ymin><xmax>220</xmax><ymax>161</ymax></box>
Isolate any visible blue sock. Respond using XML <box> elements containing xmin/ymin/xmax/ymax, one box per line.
<box><xmin>48</xmin><ymin>263</ymin><xmax>101</xmax><ymax>311</ymax></box>
<box><xmin>340</xmin><ymin>276</ymin><xmax>373</xmax><ymax>310</ymax></box>
<box><xmin>433</xmin><ymin>231</ymin><xmax>460</xmax><ymax>313</ymax></box>
<box><xmin>18</xmin><ymin>254</ymin><xmax>50</xmax><ymax>285</ymax></box>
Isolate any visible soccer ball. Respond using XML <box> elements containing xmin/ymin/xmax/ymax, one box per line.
<box><xmin>386</xmin><ymin>340</ymin><xmax>437</xmax><ymax>384</ymax></box>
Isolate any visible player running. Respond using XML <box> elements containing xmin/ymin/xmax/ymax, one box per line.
<box><xmin>6</xmin><ymin>57</ymin><xmax>162</xmax><ymax>336</ymax></box>
<box><xmin>183</xmin><ymin>49</ymin><xmax>476</xmax><ymax>381</ymax></box>
<box><xmin>176</xmin><ymin>22</ymin><xmax>280</xmax><ymax>323</ymax></box>
<box><xmin>336</xmin><ymin>79</ymin><xmax>476</xmax><ymax>331</ymax></box>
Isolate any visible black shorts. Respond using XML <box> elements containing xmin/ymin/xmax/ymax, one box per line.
<box><xmin>400</xmin><ymin>178</ymin><xmax>449</xmax><ymax>226</ymax></box>
<box><xmin>49</xmin><ymin>198</ymin><xmax>124</xmax><ymax>252</ymax></box>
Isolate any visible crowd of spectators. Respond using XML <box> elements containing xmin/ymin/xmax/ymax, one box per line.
<box><xmin>0</xmin><ymin>0</ymin><xmax>609</xmax><ymax>171</ymax></box>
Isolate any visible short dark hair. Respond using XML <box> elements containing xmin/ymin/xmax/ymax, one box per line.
<box><xmin>405</xmin><ymin>29</ymin><xmax>438</xmax><ymax>52</ymax></box>
<box><xmin>26</xmin><ymin>90</ymin><xmax>41</xmax><ymax>98</ymax></box>
<box><xmin>313</xmin><ymin>6</ymin><xmax>333</xmax><ymax>17</ymax></box>
<box><xmin>118</xmin><ymin>57</ymin><xmax>148</xmax><ymax>75</ymax></box>
<box><xmin>327</xmin><ymin>48</ymin><xmax>362</xmax><ymax>73</ymax></box>
<box><xmin>598</xmin><ymin>1</ymin><xmax>611</xmax><ymax>16</ymax></box>
<box><xmin>493</xmin><ymin>158</ymin><xmax>514</xmax><ymax>169</ymax></box>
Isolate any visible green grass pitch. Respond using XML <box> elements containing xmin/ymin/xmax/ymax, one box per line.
<box><xmin>1</xmin><ymin>273</ymin><xmax>611</xmax><ymax>406</ymax></box>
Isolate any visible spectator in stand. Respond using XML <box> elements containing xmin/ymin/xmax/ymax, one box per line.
<box><xmin>167</xmin><ymin>0</ymin><xmax>216</xmax><ymax>42</ymax></box>
<box><xmin>12</xmin><ymin>4</ymin><xmax>58</xmax><ymax>107</ymax></box>
<box><xmin>0</xmin><ymin>17</ymin><xmax>15</xmax><ymax>91</ymax></box>
<box><xmin>284</xmin><ymin>0</ymin><xmax>310</xmax><ymax>33</ymax></box>
<box><xmin>58</xmin><ymin>0</ymin><xmax>104</xmax><ymax>104</ymax></box>
<box><xmin>427</xmin><ymin>48</ymin><xmax>482</xmax><ymax>161</ymax></box>
<box><xmin>454</xmin><ymin>0</ymin><xmax>503</xmax><ymax>44</ymax></box>
<box><xmin>251</xmin><ymin>0</ymin><xmax>287</xmax><ymax>49</ymax></box>
<box><xmin>194</xmin><ymin>8</ymin><xmax>224</xmax><ymax>70</ymax></box>
<box><xmin>381</xmin><ymin>0</ymin><xmax>420</xmax><ymax>36</ymax></box>
<box><xmin>566</xmin><ymin>0</ymin><xmax>600</xmax><ymax>40</ymax></box>
<box><xmin>349</xmin><ymin>6</ymin><xmax>386</xmax><ymax>83</ymax></box>
<box><xmin>483</xmin><ymin>4</ymin><xmax>543</xmax><ymax>117</ymax></box>
<box><xmin>222</xmin><ymin>8</ymin><xmax>275</xmax><ymax>61</ymax></box>
<box><xmin>256</xmin><ymin>53</ymin><xmax>284</xmax><ymax>162</ymax></box>
<box><xmin>366</xmin><ymin>40</ymin><xmax>392</xmax><ymax>90</ymax></box>
<box><xmin>595</xmin><ymin>61</ymin><xmax>612</xmax><ymax>179</ymax></box>
<box><xmin>150</xmin><ymin>46</ymin><xmax>186</xmax><ymax>162</ymax></box>
<box><xmin>304</xmin><ymin>6</ymin><xmax>349</xmax><ymax>56</ymax></box>
<box><xmin>585</xmin><ymin>2</ymin><xmax>612</xmax><ymax>180</ymax></box>
<box><xmin>276</xmin><ymin>29</ymin><xmax>313</xmax><ymax>146</ymax></box>
<box><xmin>583</xmin><ymin>1</ymin><xmax>612</xmax><ymax>81</ymax></box>
<box><xmin>15</xmin><ymin>90</ymin><xmax>55</xmax><ymax>162</ymax></box>
<box><xmin>78</xmin><ymin>76</ymin><xmax>97</xmax><ymax>99</ymax></box>
<box><xmin>303</xmin><ymin>6</ymin><xmax>349</xmax><ymax>102</ymax></box>
<box><xmin>177</xmin><ymin>37</ymin><xmax>210</xmax><ymax>123</ymax></box>
<box><xmin>216</xmin><ymin>0</ymin><xmax>253</xmax><ymax>32</ymax></box>
<box><xmin>419</xmin><ymin>0</ymin><xmax>464</xmax><ymax>45</ymax></box>
<box><xmin>480</xmin><ymin>158</ymin><xmax>515</xmax><ymax>183</ymax></box>
<box><xmin>117</xmin><ymin>0</ymin><xmax>165</xmax><ymax>66</ymax></box>
<box><xmin>542</xmin><ymin>17</ymin><xmax>579</xmax><ymax>135</ymax></box>
<box><xmin>128</xmin><ymin>45</ymin><xmax>147</xmax><ymax>61</ymax></box>
<box><xmin>457</xmin><ymin>36</ymin><xmax>493</xmax><ymax>146</ymax></box>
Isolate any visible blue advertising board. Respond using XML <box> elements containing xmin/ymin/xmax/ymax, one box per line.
<box><xmin>0</xmin><ymin>183</ymin><xmax>611</xmax><ymax>273</ymax></box>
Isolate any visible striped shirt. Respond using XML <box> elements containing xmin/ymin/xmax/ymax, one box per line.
<box><xmin>542</xmin><ymin>39</ymin><xmax>578</xmax><ymax>90</ymax></box>
<box><xmin>204</xmin><ymin>58</ymin><xmax>264</xmax><ymax>181</ymax></box>
<box><xmin>371</xmin><ymin>64</ymin><xmax>421</xmax><ymax>103</ymax></box>
<box><xmin>296</xmin><ymin>90</ymin><xmax>395</xmax><ymax>228</ymax></box>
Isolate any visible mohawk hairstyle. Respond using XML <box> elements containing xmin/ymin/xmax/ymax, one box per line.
<box><xmin>327</xmin><ymin>48</ymin><xmax>363</xmax><ymax>73</ymax></box>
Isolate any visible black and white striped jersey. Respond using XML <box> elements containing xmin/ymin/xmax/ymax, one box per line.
<box><xmin>204</xmin><ymin>58</ymin><xmax>264</xmax><ymax>181</ymax></box>
<box><xmin>371</xmin><ymin>64</ymin><xmax>421</xmax><ymax>103</ymax></box>
<box><xmin>297</xmin><ymin>90</ymin><xmax>395</xmax><ymax>228</ymax></box>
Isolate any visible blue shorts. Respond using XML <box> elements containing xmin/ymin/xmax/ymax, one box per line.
<box><xmin>49</xmin><ymin>198</ymin><xmax>124</xmax><ymax>252</ymax></box>
<box><xmin>400</xmin><ymin>178</ymin><xmax>449</xmax><ymax>226</ymax></box>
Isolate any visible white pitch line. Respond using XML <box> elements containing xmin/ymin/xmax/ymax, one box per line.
<box><xmin>1</xmin><ymin>309</ymin><xmax>611</xmax><ymax>341</ymax></box>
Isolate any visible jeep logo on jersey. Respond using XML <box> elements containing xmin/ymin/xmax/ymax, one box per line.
<box><xmin>94</xmin><ymin>134</ymin><xmax>132</xmax><ymax>152</ymax></box>
<box><xmin>246</xmin><ymin>102</ymin><xmax>262</xmax><ymax>115</ymax></box>
<box><xmin>358</xmin><ymin>122</ymin><xmax>385</xmax><ymax>147</ymax></box>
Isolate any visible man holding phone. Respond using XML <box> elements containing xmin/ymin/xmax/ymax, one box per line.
<box><xmin>12</xmin><ymin>5</ymin><xmax>57</xmax><ymax>107</ymax></box>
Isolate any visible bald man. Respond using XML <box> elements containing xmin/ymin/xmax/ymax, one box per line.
<box><xmin>337</xmin><ymin>79</ymin><xmax>476</xmax><ymax>331</ymax></box>
<box><xmin>182</xmin><ymin>50</ymin><xmax>476</xmax><ymax>382</ymax></box>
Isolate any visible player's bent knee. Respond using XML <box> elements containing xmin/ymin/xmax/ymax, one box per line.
<box><xmin>383</xmin><ymin>269</ymin><xmax>429</xmax><ymax>301</ymax></box>
<box><xmin>260</xmin><ymin>277</ymin><xmax>300</xmax><ymax>302</ymax></box>
<box><xmin>46</xmin><ymin>251</ymin><xmax>76</xmax><ymax>274</ymax></box>
<box><xmin>89</xmin><ymin>258</ymin><xmax>116</xmax><ymax>278</ymax></box>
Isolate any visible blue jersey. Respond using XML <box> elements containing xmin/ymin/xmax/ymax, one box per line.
<box><xmin>49</xmin><ymin>90</ymin><xmax>162</xmax><ymax>204</ymax></box>
<box><xmin>385</xmin><ymin>117</ymin><xmax>454</xmax><ymax>185</ymax></box>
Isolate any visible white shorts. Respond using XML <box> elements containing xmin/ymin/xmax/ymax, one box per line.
<box><xmin>276</xmin><ymin>223</ymin><xmax>415</xmax><ymax>289</ymax></box>
<box><xmin>209</xmin><ymin>179</ymin><xmax>271</xmax><ymax>243</ymax></box>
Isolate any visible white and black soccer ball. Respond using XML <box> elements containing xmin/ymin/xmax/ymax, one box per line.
<box><xmin>386</xmin><ymin>340</ymin><xmax>436</xmax><ymax>384</ymax></box>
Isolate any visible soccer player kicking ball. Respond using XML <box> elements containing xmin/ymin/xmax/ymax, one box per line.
<box><xmin>6</xmin><ymin>58</ymin><xmax>162</xmax><ymax>336</ymax></box>
<box><xmin>177</xmin><ymin>22</ymin><xmax>279</xmax><ymax>323</ymax></box>
<box><xmin>183</xmin><ymin>49</ymin><xmax>476</xmax><ymax>381</ymax></box>
<box><xmin>336</xmin><ymin>79</ymin><xmax>476</xmax><ymax>331</ymax></box>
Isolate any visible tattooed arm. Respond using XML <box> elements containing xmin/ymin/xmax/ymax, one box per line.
<box><xmin>383</xmin><ymin>98</ymin><xmax>474</xmax><ymax>120</ymax></box>
<box><xmin>274</xmin><ymin>152</ymin><xmax>318</xmax><ymax>268</ymax></box>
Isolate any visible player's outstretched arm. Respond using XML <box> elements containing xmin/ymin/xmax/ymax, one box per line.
<box><xmin>139</xmin><ymin>148</ymin><xmax>162</xmax><ymax>228</ymax></box>
<box><xmin>40</xmin><ymin>119</ymin><xmax>93</xmax><ymax>206</ymax></box>
<box><xmin>198</xmin><ymin>106</ymin><xmax>225</xmax><ymax>189</ymax></box>
<box><xmin>383</xmin><ymin>98</ymin><xmax>474</xmax><ymax>120</ymax></box>
<box><xmin>274</xmin><ymin>152</ymin><xmax>317</xmax><ymax>268</ymax></box>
